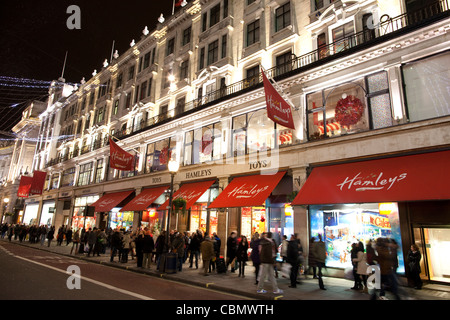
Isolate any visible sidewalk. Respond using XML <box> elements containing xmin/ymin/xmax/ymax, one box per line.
<box><xmin>3</xmin><ymin>238</ymin><xmax>449</xmax><ymax>301</ymax></box>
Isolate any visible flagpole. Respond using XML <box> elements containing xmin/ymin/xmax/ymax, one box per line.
<box><xmin>106</xmin><ymin>132</ymin><xmax>140</xmax><ymax>154</ymax></box>
<box><xmin>172</xmin><ymin>0</ymin><xmax>175</xmax><ymax>15</ymax></box>
<box><xmin>260</xmin><ymin>66</ymin><xmax>296</xmax><ymax>108</ymax></box>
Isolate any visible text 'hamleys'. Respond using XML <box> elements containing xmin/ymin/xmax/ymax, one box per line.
<box><xmin>227</xmin><ymin>184</ymin><xmax>270</xmax><ymax>199</ymax></box>
<box><xmin>336</xmin><ymin>172</ymin><xmax>408</xmax><ymax>192</ymax></box>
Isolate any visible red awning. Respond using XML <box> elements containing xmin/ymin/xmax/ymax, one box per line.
<box><xmin>291</xmin><ymin>150</ymin><xmax>450</xmax><ymax>205</ymax></box>
<box><xmin>158</xmin><ymin>180</ymin><xmax>215</xmax><ymax>211</ymax></box>
<box><xmin>91</xmin><ymin>190</ymin><xmax>134</xmax><ymax>212</ymax></box>
<box><xmin>209</xmin><ymin>171</ymin><xmax>286</xmax><ymax>208</ymax></box>
<box><xmin>120</xmin><ymin>186</ymin><xmax>168</xmax><ymax>212</ymax></box>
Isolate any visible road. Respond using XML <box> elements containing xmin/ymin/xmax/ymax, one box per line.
<box><xmin>0</xmin><ymin>242</ymin><xmax>252</xmax><ymax>300</ymax></box>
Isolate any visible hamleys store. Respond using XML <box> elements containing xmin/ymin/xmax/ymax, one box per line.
<box><xmin>291</xmin><ymin>149</ymin><xmax>450</xmax><ymax>284</ymax></box>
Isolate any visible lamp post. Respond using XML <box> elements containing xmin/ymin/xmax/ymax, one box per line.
<box><xmin>166</xmin><ymin>159</ymin><xmax>179</xmax><ymax>247</ymax></box>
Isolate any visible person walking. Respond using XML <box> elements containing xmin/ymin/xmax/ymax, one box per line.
<box><xmin>155</xmin><ymin>231</ymin><xmax>168</xmax><ymax>270</ymax></box>
<box><xmin>307</xmin><ymin>237</ymin><xmax>317</xmax><ymax>279</ymax></box>
<box><xmin>142</xmin><ymin>230</ymin><xmax>155</xmax><ymax>269</ymax></box>
<box><xmin>87</xmin><ymin>228</ymin><xmax>97</xmax><ymax>257</ymax></box>
<box><xmin>188</xmin><ymin>232</ymin><xmax>201</xmax><ymax>269</ymax></box>
<box><xmin>226</xmin><ymin>231</ymin><xmax>238</xmax><ymax>273</ymax></box>
<box><xmin>350</xmin><ymin>242</ymin><xmax>361</xmax><ymax>290</ymax></box>
<box><xmin>236</xmin><ymin>235</ymin><xmax>249</xmax><ymax>277</ymax></box>
<box><xmin>407</xmin><ymin>244</ymin><xmax>423</xmax><ymax>290</ymax></box>
<box><xmin>110</xmin><ymin>229</ymin><xmax>123</xmax><ymax>262</ymax></box>
<box><xmin>287</xmin><ymin>234</ymin><xmax>301</xmax><ymax>288</ymax></box>
<box><xmin>353</xmin><ymin>241</ymin><xmax>369</xmax><ymax>293</ymax></box>
<box><xmin>47</xmin><ymin>226</ymin><xmax>55</xmax><ymax>247</ymax></box>
<box><xmin>171</xmin><ymin>232</ymin><xmax>185</xmax><ymax>272</ymax></box>
<box><xmin>134</xmin><ymin>229</ymin><xmax>145</xmax><ymax>267</ymax></box>
<box><xmin>371</xmin><ymin>238</ymin><xmax>400</xmax><ymax>300</ymax></box>
<box><xmin>210</xmin><ymin>232</ymin><xmax>221</xmax><ymax>272</ymax></box>
<box><xmin>200</xmin><ymin>235</ymin><xmax>215</xmax><ymax>276</ymax></box>
<box><xmin>314</xmin><ymin>234</ymin><xmax>326</xmax><ymax>290</ymax></box>
<box><xmin>250</xmin><ymin>233</ymin><xmax>261</xmax><ymax>285</ymax></box>
<box><xmin>70</xmin><ymin>229</ymin><xmax>80</xmax><ymax>255</ymax></box>
<box><xmin>257</xmin><ymin>232</ymin><xmax>283</xmax><ymax>294</ymax></box>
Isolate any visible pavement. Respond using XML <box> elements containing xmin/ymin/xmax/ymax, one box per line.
<box><xmin>2</xmin><ymin>238</ymin><xmax>450</xmax><ymax>301</ymax></box>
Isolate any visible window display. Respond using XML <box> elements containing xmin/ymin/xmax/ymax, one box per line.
<box><xmin>241</xmin><ymin>207</ymin><xmax>266</xmax><ymax>239</ymax></box>
<box><xmin>109</xmin><ymin>208</ymin><xmax>134</xmax><ymax>231</ymax></box>
<box><xmin>310</xmin><ymin>202</ymin><xmax>405</xmax><ymax>273</ymax></box>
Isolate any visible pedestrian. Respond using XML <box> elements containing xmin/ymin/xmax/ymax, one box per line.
<box><xmin>188</xmin><ymin>231</ymin><xmax>201</xmax><ymax>269</ymax></box>
<box><xmin>65</xmin><ymin>227</ymin><xmax>72</xmax><ymax>245</ymax></box>
<box><xmin>313</xmin><ymin>234</ymin><xmax>326</xmax><ymax>290</ymax></box>
<box><xmin>407</xmin><ymin>244</ymin><xmax>423</xmax><ymax>290</ymax></box>
<box><xmin>171</xmin><ymin>232</ymin><xmax>185</xmax><ymax>271</ymax></box>
<box><xmin>250</xmin><ymin>233</ymin><xmax>261</xmax><ymax>285</ymax></box>
<box><xmin>307</xmin><ymin>237</ymin><xmax>317</xmax><ymax>279</ymax></box>
<box><xmin>256</xmin><ymin>232</ymin><xmax>283</xmax><ymax>294</ymax></box>
<box><xmin>56</xmin><ymin>226</ymin><xmax>64</xmax><ymax>246</ymax></box>
<box><xmin>353</xmin><ymin>241</ymin><xmax>369</xmax><ymax>293</ymax></box>
<box><xmin>281</xmin><ymin>235</ymin><xmax>288</xmax><ymax>262</ymax></box>
<box><xmin>226</xmin><ymin>231</ymin><xmax>238</xmax><ymax>273</ymax></box>
<box><xmin>155</xmin><ymin>230</ymin><xmax>168</xmax><ymax>270</ymax></box>
<box><xmin>236</xmin><ymin>235</ymin><xmax>249</xmax><ymax>277</ymax></box>
<box><xmin>350</xmin><ymin>242</ymin><xmax>360</xmax><ymax>290</ymax></box>
<box><xmin>121</xmin><ymin>230</ymin><xmax>131</xmax><ymax>263</ymax></box>
<box><xmin>200</xmin><ymin>235</ymin><xmax>215</xmax><ymax>276</ymax></box>
<box><xmin>70</xmin><ymin>229</ymin><xmax>80</xmax><ymax>255</ymax></box>
<box><xmin>210</xmin><ymin>232</ymin><xmax>221</xmax><ymax>272</ymax></box>
<box><xmin>87</xmin><ymin>228</ymin><xmax>97</xmax><ymax>257</ymax></box>
<box><xmin>134</xmin><ymin>229</ymin><xmax>144</xmax><ymax>267</ymax></box>
<box><xmin>371</xmin><ymin>237</ymin><xmax>400</xmax><ymax>300</ymax></box>
<box><xmin>142</xmin><ymin>229</ymin><xmax>155</xmax><ymax>269</ymax></box>
<box><xmin>110</xmin><ymin>229</ymin><xmax>123</xmax><ymax>262</ymax></box>
<box><xmin>47</xmin><ymin>226</ymin><xmax>55</xmax><ymax>247</ymax></box>
<box><xmin>287</xmin><ymin>234</ymin><xmax>301</xmax><ymax>288</ymax></box>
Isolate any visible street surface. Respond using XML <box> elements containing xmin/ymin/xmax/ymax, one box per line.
<box><xmin>0</xmin><ymin>242</ymin><xmax>251</xmax><ymax>300</ymax></box>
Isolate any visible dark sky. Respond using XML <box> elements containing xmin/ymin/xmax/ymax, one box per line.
<box><xmin>0</xmin><ymin>0</ymin><xmax>177</xmax><ymax>133</ymax></box>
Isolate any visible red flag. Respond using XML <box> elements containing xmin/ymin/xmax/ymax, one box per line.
<box><xmin>261</xmin><ymin>67</ymin><xmax>295</xmax><ymax>130</ymax></box>
<box><xmin>175</xmin><ymin>0</ymin><xmax>184</xmax><ymax>7</ymax></box>
<box><xmin>109</xmin><ymin>137</ymin><xmax>134</xmax><ymax>171</ymax></box>
<box><xmin>30</xmin><ymin>171</ymin><xmax>47</xmax><ymax>195</ymax></box>
<box><xmin>17</xmin><ymin>176</ymin><xmax>33</xmax><ymax>198</ymax></box>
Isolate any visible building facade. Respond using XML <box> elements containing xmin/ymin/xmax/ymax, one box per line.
<box><xmin>11</xmin><ymin>0</ymin><xmax>450</xmax><ymax>283</ymax></box>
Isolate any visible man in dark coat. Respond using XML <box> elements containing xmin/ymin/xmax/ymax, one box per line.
<box><xmin>226</xmin><ymin>231</ymin><xmax>238</xmax><ymax>272</ymax></box>
<box><xmin>142</xmin><ymin>230</ymin><xmax>155</xmax><ymax>268</ymax></box>
<box><xmin>287</xmin><ymin>233</ymin><xmax>301</xmax><ymax>288</ymax></box>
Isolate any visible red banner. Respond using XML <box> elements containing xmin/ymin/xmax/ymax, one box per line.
<box><xmin>261</xmin><ymin>68</ymin><xmax>295</xmax><ymax>130</ymax></box>
<box><xmin>175</xmin><ymin>0</ymin><xmax>184</xmax><ymax>7</ymax></box>
<box><xmin>30</xmin><ymin>171</ymin><xmax>47</xmax><ymax>195</ymax></box>
<box><xmin>109</xmin><ymin>137</ymin><xmax>134</xmax><ymax>171</ymax></box>
<box><xmin>17</xmin><ymin>176</ymin><xmax>33</xmax><ymax>198</ymax></box>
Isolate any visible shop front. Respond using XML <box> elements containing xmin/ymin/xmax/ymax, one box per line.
<box><xmin>22</xmin><ymin>201</ymin><xmax>39</xmax><ymax>226</ymax></box>
<box><xmin>158</xmin><ymin>180</ymin><xmax>216</xmax><ymax>234</ymax></box>
<box><xmin>90</xmin><ymin>190</ymin><xmax>134</xmax><ymax>231</ymax></box>
<box><xmin>40</xmin><ymin>200</ymin><xmax>56</xmax><ymax>227</ymax></box>
<box><xmin>292</xmin><ymin>149</ymin><xmax>450</xmax><ymax>280</ymax></box>
<box><xmin>209</xmin><ymin>171</ymin><xmax>287</xmax><ymax>241</ymax></box>
<box><xmin>119</xmin><ymin>185</ymin><xmax>169</xmax><ymax>232</ymax></box>
<box><xmin>71</xmin><ymin>195</ymin><xmax>100</xmax><ymax>230</ymax></box>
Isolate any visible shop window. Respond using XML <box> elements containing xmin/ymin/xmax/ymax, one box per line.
<box><xmin>61</xmin><ymin>167</ymin><xmax>75</xmax><ymax>187</ymax></box>
<box><xmin>309</xmin><ymin>202</ymin><xmax>405</xmax><ymax>273</ymax></box>
<box><xmin>366</xmin><ymin>71</ymin><xmax>393</xmax><ymax>129</ymax></box>
<box><xmin>402</xmin><ymin>52</ymin><xmax>450</xmax><ymax>122</ymax></box>
<box><xmin>307</xmin><ymin>77</ymin><xmax>372</xmax><ymax>140</ymax></box>
<box><xmin>241</xmin><ymin>207</ymin><xmax>266</xmax><ymax>240</ymax></box>
<box><xmin>232</xmin><ymin>114</ymin><xmax>247</xmax><ymax>156</ymax></box>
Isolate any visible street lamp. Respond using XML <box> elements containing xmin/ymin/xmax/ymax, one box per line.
<box><xmin>166</xmin><ymin>159</ymin><xmax>179</xmax><ymax>247</ymax></box>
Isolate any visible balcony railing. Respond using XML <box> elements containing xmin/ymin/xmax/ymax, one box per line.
<box><xmin>45</xmin><ymin>0</ymin><xmax>449</xmax><ymax>168</ymax></box>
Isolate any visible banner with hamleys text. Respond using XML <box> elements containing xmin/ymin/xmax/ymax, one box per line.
<box><xmin>208</xmin><ymin>171</ymin><xmax>286</xmax><ymax>208</ymax></box>
<box><xmin>109</xmin><ymin>137</ymin><xmax>134</xmax><ymax>171</ymax></box>
<box><xmin>30</xmin><ymin>171</ymin><xmax>47</xmax><ymax>195</ymax></box>
<box><xmin>17</xmin><ymin>176</ymin><xmax>33</xmax><ymax>198</ymax></box>
<box><xmin>261</xmin><ymin>68</ymin><xmax>295</xmax><ymax>130</ymax></box>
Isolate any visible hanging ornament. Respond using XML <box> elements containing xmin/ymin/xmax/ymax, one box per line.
<box><xmin>334</xmin><ymin>95</ymin><xmax>364</xmax><ymax>127</ymax></box>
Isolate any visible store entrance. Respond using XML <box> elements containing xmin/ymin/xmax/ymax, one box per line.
<box><xmin>413</xmin><ymin>227</ymin><xmax>450</xmax><ymax>284</ymax></box>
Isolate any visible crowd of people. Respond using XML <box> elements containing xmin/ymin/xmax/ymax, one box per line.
<box><xmin>1</xmin><ymin>222</ymin><xmax>423</xmax><ymax>298</ymax></box>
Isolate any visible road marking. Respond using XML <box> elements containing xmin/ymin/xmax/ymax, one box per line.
<box><xmin>2</xmin><ymin>247</ymin><xmax>154</xmax><ymax>300</ymax></box>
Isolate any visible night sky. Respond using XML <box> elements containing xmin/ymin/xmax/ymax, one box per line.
<box><xmin>0</xmin><ymin>0</ymin><xmax>177</xmax><ymax>133</ymax></box>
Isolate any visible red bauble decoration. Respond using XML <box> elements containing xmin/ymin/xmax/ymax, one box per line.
<box><xmin>334</xmin><ymin>95</ymin><xmax>364</xmax><ymax>127</ymax></box>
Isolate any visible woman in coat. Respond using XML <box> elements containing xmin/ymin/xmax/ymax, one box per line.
<box><xmin>236</xmin><ymin>235</ymin><xmax>249</xmax><ymax>277</ymax></box>
<box><xmin>407</xmin><ymin>244</ymin><xmax>423</xmax><ymax>289</ymax></box>
<box><xmin>353</xmin><ymin>241</ymin><xmax>369</xmax><ymax>292</ymax></box>
<box><xmin>250</xmin><ymin>233</ymin><xmax>261</xmax><ymax>284</ymax></box>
